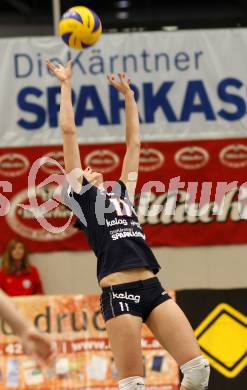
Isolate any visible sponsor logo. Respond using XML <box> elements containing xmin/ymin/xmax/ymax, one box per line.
<box><xmin>131</xmin><ymin>220</ymin><xmax>141</xmax><ymax>228</ymax></box>
<box><xmin>6</xmin><ymin>185</ymin><xmax>77</xmax><ymax>241</ymax></box>
<box><xmin>139</xmin><ymin>148</ymin><xmax>164</xmax><ymax>171</ymax></box>
<box><xmin>195</xmin><ymin>303</ymin><xmax>246</xmax><ymax>378</ymax></box>
<box><xmin>219</xmin><ymin>144</ymin><xmax>247</xmax><ymax>168</ymax></box>
<box><xmin>175</xmin><ymin>146</ymin><xmax>209</xmax><ymax>169</ymax></box>
<box><xmin>106</xmin><ymin>218</ymin><xmax>128</xmax><ymax>227</ymax></box>
<box><xmin>136</xmin><ymin>187</ymin><xmax>246</xmax><ymax>225</ymax></box>
<box><xmin>112</xmin><ymin>291</ymin><xmax>140</xmax><ymax>303</ymax></box>
<box><xmin>111</xmin><ymin>229</ymin><xmax>145</xmax><ymax>241</ymax></box>
<box><xmin>22</xmin><ymin>279</ymin><xmax>31</xmax><ymax>289</ymax></box>
<box><xmin>40</xmin><ymin>151</ymin><xmax>65</xmax><ymax>174</ymax></box>
<box><xmin>84</xmin><ymin>149</ymin><xmax>119</xmax><ymax>173</ymax></box>
<box><xmin>0</xmin><ymin>153</ymin><xmax>29</xmax><ymax>177</ymax></box>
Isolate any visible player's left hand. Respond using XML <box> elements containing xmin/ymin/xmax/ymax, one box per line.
<box><xmin>20</xmin><ymin>327</ymin><xmax>56</xmax><ymax>366</ymax></box>
<box><xmin>46</xmin><ymin>59</ymin><xmax>73</xmax><ymax>83</ymax></box>
<box><xmin>107</xmin><ymin>73</ymin><xmax>133</xmax><ymax>96</ymax></box>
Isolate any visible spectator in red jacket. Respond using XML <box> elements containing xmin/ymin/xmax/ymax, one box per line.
<box><xmin>0</xmin><ymin>239</ymin><xmax>44</xmax><ymax>296</ymax></box>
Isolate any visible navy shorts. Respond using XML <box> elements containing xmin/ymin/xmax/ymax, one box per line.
<box><xmin>100</xmin><ymin>277</ymin><xmax>171</xmax><ymax>322</ymax></box>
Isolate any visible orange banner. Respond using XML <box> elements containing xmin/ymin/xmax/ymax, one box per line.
<box><xmin>0</xmin><ymin>293</ymin><xmax>179</xmax><ymax>389</ymax></box>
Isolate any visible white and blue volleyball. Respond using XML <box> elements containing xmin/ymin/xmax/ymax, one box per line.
<box><xmin>59</xmin><ymin>6</ymin><xmax>102</xmax><ymax>50</ymax></box>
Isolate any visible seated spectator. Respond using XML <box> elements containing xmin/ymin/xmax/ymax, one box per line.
<box><xmin>0</xmin><ymin>239</ymin><xmax>44</xmax><ymax>296</ymax></box>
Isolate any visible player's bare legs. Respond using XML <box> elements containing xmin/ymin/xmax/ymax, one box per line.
<box><xmin>146</xmin><ymin>299</ymin><xmax>203</xmax><ymax>390</ymax></box>
<box><xmin>105</xmin><ymin>314</ymin><xmax>143</xmax><ymax>379</ymax></box>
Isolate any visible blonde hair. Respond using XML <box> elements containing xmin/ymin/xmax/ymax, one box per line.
<box><xmin>2</xmin><ymin>239</ymin><xmax>30</xmax><ymax>273</ymax></box>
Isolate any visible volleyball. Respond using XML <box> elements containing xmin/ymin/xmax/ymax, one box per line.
<box><xmin>59</xmin><ymin>6</ymin><xmax>102</xmax><ymax>50</ymax></box>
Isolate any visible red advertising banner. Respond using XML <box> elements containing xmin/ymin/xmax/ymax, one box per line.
<box><xmin>0</xmin><ymin>293</ymin><xmax>178</xmax><ymax>389</ymax></box>
<box><xmin>0</xmin><ymin>138</ymin><xmax>247</xmax><ymax>253</ymax></box>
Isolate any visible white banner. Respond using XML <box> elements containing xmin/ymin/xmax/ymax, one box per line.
<box><xmin>0</xmin><ymin>29</ymin><xmax>247</xmax><ymax>147</ymax></box>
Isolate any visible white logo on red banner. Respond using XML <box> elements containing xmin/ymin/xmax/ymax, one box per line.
<box><xmin>0</xmin><ymin>153</ymin><xmax>29</xmax><ymax>177</ymax></box>
<box><xmin>22</xmin><ymin>279</ymin><xmax>31</xmax><ymax>289</ymax></box>
<box><xmin>219</xmin><ymin>144</ymin><xmax>247</xmax><ymax>168</ymax></box>
<box><xmin>84</xmin><ymin>149</ymin><xmax>119</xmax><ymax>173</ymax></box>
<box><xmin>41</xmin><ymin>151</ymin><xmax>65</xmax><ymax>174</ymax></box>
<box><xmin>174</xmin><ymin>146</ymin><xmax>209</xmax><ymax>169</ymax></box>
<box><xmin>139</xmin><ymin>148</ymin><xmax>164</xmax><ymax>171</ymax></box>
<box><xmin>6</xmin><ymin>185</ymin><xmax>76</xmax><ymax>241</ymax></box>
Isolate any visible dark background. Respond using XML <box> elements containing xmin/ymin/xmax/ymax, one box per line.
<box><xmin>176</xmin><ymin>289</ymin><xmax>247</xmax><ymax>390</ymax></box>
<box><xmin>0</xmin><ymin>0</ymin><xmax>247</xmax><ymax>37</ymax></box>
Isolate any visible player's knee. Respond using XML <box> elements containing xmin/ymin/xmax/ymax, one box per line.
<box><xmin>180</xmin><ymin>356</ymin><xmax>210</xmax><ymax>390</ymax></box>
<box><xmin>119</xmin><ymin>376</ymin><xmax>145</xmax><ymax>390</ymax></box>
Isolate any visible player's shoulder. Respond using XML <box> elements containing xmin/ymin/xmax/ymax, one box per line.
<box><xmin>62</xmin><ymin>175</ymin><xmax>95</xmax><ymax>203</ymax></box>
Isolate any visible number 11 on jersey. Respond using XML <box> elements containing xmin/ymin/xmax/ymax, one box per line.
<box><xmin>119</xmin><ymin>302</ymin><xmax>130</xmax><ymax>312</ymax></box>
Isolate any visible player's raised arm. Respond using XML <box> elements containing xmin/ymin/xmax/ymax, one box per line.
<box><xmin>46</xmin><ymin>59</ymin><xmax>83</xmax><ymax>193</ymax></box>
<box><xmin>107</xmin><ymin>73</ymin><xmax>140</xmax><ymax>202</ymax></box>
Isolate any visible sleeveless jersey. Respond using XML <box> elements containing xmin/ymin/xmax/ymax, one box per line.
<box><xmin>62</xmin><ymin>177</ymin><xmax>161</xmax><ymax>282</ymax></box>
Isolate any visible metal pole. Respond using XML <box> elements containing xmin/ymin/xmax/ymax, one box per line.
<box><xmin>52</xmin><ymin>0</ymin><xmax>61</xmax><ymax>36</ymax></box>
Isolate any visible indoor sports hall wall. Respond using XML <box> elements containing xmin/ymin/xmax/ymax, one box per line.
<box><xmin>0</xmin><ymin>29</ymin><xmax>246</xmax><ymax>390</ymax></box>
<box><xmin>30</xmin><ymin>246</ymin><xmax>247</xmax><ymax>294</ymax></box>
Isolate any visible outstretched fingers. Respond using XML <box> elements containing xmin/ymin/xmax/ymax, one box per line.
<box><xmin>107</xmin><ymin>73</ymin><xmax>132</xmax><ymax>94</ymax></box>
<box><xmin>66</xmin><ymin>59</ymin><xmax>73</xmax><ymax>69</ymax></box>
<box><xmin>107</xmin><ymin>74</ymin><xmax>115</xmax><ymax>82</ymax></box>
<box><xmin>118</xmin><ymin>72</ymin><xmax>131</xmax><ymax>85</ymax></box>
<box><xmin>118</xmin><ymin>72</ymin><xmax>125</xmax><ymax>82</ymax></box>
<box><xmin>45</xmin><ymin>59</ymin><xmax>56</xmax><ymax>72</ymax></box>
<box><xmin>45</xmin><ymin>59</ymin><xmax>64</xmax><ymax>76</ymax></box>
<box><xmin>46</xmin><ymin>59</ymin><xmax>67</xmax><ymax>71</ymax></box>
<box><xmin>107</xmin><ymin>74</ymin><xmax>118</xmax><ymax>87</ymax></box>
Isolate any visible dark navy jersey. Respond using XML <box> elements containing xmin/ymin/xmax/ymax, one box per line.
<box><xmin>62</xmin><ymin>177</ymin><xmax>161</xmax><ymax>282</ymax></box>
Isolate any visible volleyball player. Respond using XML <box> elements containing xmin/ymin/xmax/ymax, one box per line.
<box><xmin>46</xmin><ymin>59</ymin><xmax>210</xmax><ymax>390</ymax></box>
